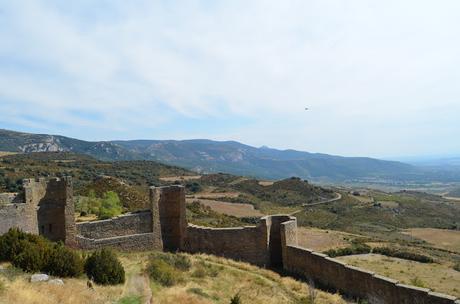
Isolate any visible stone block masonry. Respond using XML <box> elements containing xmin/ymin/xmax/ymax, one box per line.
<box><xmin>280</xmin><ymin>221</ymin><xmax>458</xmax><ymax>304</ymax></box>
<box><xmin>0</xmin><ymin>177</ymin><xmax>75</xmax><ymax>246</ymax></box>
<box><xmin>0</xmin><ymin>177</ymin><xmax>458</xmax><ymax>303</ymax></box>
<box><xmin>77</xmin><ymin>211</ymin><xmax>152</xmax><ymax>239</ymax></box>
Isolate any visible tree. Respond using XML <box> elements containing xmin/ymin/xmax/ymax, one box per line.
<box><xmin>98</xmin><ymin>191</ymin><xmax>122</xmax><ymax>220</ymax></box>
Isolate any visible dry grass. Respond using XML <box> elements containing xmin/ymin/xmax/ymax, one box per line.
<box><xmin>297</xmin><ymin>227</ymin><xmax>357</xmax><ymax>251</ymax></box>
<box><xmin>193</xmin><ymin>191</ymin><xmax>241</xmax><ymax>199</ymax></box>
<box><xmin>1</xmin><ymin>251</ymin><xmax>348</xmax><ymax>304</ymax></box>
<box><xmin>402</xmin><ymin>228</ymin><xmax>460</xmax><ymax>252</ymax></box>
<box><xmin>377</xmin><ymin>201</ymin><xmax>399</xmax><ymax>208</ymax></box>
<box><xmin>159</xmin><ymin>175</ymin><xmax>201</xmax><ymax>182</ymax></box>
<box><xmin>338</xmin><ymin>253</ymin><xmax>460</xmax><ymax>298</ymax></box>
<box><xmin>350</xmin><ymin>195</ymin><xmax>374</xmax><ymax>204</ymax></box>
<box><xmin>152</xmin><ymin>253</ymin><xmax>347</xmax><ymax>304</ymax></box>
<box><xmin>186</xmin><ymin>198</ymin><xmax>264</xmax><ymax>218</ymax></box>
<box><xmin>258</xmin><ymin>181</ymin><xmax>274</xmax><ymax>186</ymax></box>
<box><xmin>0</xmin><ymin>277</ymin><xmax>122</xmax><ymax>304</ymax></box>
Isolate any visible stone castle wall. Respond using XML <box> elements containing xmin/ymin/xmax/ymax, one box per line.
<box><xmin>77</xmin><ymin>211</ymin><xmax>152</xmax><ymax>239</ymax></box>
<box><xmin>185</xmin><ymin>222</ymin><xmax>270</xmax><ymax>266</ymax></box>
<box><xmin>280</xmin><ymin>220</ymin><xmax>459</xmax><ymax>304</ymax></box>
<box><xmin>75</xmin><ymin>185</ymin><xmax>186</xmax><ymax>251</ymax></box>
<box><xmin>0</xmin><ymin>177</ymin><xmax>74</xmax><ymax>242</ymax></box>
<box><xmin>1</xmin><ymin>178</ymin><xmax>459</xmax><ymax>303</ymax></box>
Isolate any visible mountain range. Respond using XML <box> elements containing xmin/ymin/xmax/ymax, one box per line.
<box><xmin>0</xmin><ymin>129</ymin><xmax>457</xmax><ymax>183</ymax></box>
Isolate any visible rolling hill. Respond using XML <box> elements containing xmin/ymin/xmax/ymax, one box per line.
<box><xmin>0</xmin><ymin>128</ymin><xmax>444</xmax><ymax>182</ymax></box>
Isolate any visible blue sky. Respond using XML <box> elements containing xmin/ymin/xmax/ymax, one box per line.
<box><xmin>1</xmin><ymin>1</ymin><xmax>460</xmax><ymax>158</ymax></box>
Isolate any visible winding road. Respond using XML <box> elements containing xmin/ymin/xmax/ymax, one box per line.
<box><xmin>290</xmin><ymin>192</ymin><xmax>342</xmax><ymax>216</ymax></box>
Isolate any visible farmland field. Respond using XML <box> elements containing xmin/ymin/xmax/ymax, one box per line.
<box><xmin>403</xmin><ymin>228</ymin><xmax>460</xmax><ymax>252</ymax></box>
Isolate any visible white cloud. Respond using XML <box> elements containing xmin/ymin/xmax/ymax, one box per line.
<box><xmin>0</xmin><ymin>0</ymin><xmax>460</xmax><ymax>156</ymax></box>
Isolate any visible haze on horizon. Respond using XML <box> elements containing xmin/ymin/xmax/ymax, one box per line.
<box><xmin>1</xmin><ymin>1</ymin><xmax>459</xmax><ymax>159</ymax></box>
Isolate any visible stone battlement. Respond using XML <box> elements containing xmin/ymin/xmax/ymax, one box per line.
<box><xmin>0</xmin><ymin>177</ymin><xmax>458</xmax><ymax>304</ymax></box>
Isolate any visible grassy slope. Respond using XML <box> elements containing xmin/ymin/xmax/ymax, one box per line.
<box><xmin>0</xmin><ymin>252</ymin><xmax>347</xmax><ymax>304</ymax></box>
<box><xmin>338</xmin><ymin>254</ymin><xmax>460</xmax><ymax>298</ymax></box>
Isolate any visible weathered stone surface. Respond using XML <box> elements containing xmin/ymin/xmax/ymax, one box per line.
<box><xmin>30</xmin><ymin>274</ymin><xmax>49</xmax><ymax>282</ymax></box>
<box><xmin>48</xmin><ymin>279</ymin><xmax>64</xmax><ymax>285</ymax></box>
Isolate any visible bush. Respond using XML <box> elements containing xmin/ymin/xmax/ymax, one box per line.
<box><xmin>84</xmin><ymin>248</ymin><xmax>125</xmax><ymax>285</ymax></box>
<box><xmin>324</xmin><ymin>243</ymin><xmax>371</xmax><ymax>257</ymax></box>
<box><xmin>185</xmin><ymin>182</ymin><xmax>202</xmax><ymax>193</ymax></box>
<box><xmin>45</xmin><ymin>244</ymin><xmax>84</xmax><ymax>277</ymax></box>
<box><xmin>12</xmin><ymin>240</ymin><xmax>49</xmax><ymax>273</ymax></box>
<box><xmin>155</xmin><ymin>252</ymin><xmax>191</xmax><ymax>271</ymax></box>
<box><xmin>147</xmin><ymin>259</ymin><xmax>180</xmax><ymax>287</ymax></box>
<box><xmin>372</xmin><ymin>247</ymin><xmax>433</xmax><ymax>263</ymax></box>
<box><xmin>0</xmin><ymin>228</ymin><xmax>30</xmax><ymax>262</ymax></box>
<box><xmin>192</xmin><ymin>260</ymin><xmax>221</xmax><ymax>278</ymax></box>
<box><xmin>98</xmin><ymin>191</ymin><xmax>123</xmax><ymax>220</ymax></box>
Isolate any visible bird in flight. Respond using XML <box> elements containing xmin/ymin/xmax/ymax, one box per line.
<box><xmin>305</xmin><ymin>107</ymin><xmax>309</xmax><ymax>110</ymax></box>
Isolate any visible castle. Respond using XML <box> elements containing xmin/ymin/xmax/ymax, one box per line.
<box><xmin>0</xmin><ymin>177</ymin><xmax>458</xmax><ymax>304</ymax></box>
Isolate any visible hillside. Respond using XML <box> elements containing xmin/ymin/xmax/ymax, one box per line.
<box><xmin>0</xmin><ymin>152</ymin><xmax>193</xmax><ymax>195</ymax></box>
<box><xmin>0</xmin><ymin>128</ymin><xmax>422</xmax><ymax>182</ymax></box>
<box><xmin>0</xmin><ymin>251</ymin><xmax>348</xmax><ymax>304</ymax></box>
<box><xmin>447</xmin><ymin>187</ymin><xmax>460</xmax><ymax>198</ymax></box>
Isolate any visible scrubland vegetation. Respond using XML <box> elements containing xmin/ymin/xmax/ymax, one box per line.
<box><xmin>0</xmin><ymin>244</ymin><xmax>348</xmax><ymax>304</ymax></box>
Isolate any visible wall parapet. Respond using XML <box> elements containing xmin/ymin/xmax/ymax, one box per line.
<box><xmin>283</xmin><ymin>244</ymin><xmax>458</xmax><ymax>304</ymax></box>
<box><xmin>185</xmin><ymin>220</ymin><xmax>270</xmax><ymax>266</ymax></box>
<box><xmin>76</xmin><ymin>232</ymin><xmax>162</xmax><ymax>251</ymax></box>
<box><xmin>77</xmin><ymin>210</ymin><xmax>152</xmax><ymax>239</ymax></box>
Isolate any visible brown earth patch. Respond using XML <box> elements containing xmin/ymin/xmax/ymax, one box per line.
<box><xmin>402</xmin><ymin>228</ymin><xmax>460</xmax><ymax>252</ymax></box>
<box><xmin>186</xmin><ymin>198</ymin><xmax>263</xmax><ymax>218</ymax></box>
<box><xmin>297</xmin><ymin>227</ymin><xmax>355</xmax><ymax>251</ymax></box>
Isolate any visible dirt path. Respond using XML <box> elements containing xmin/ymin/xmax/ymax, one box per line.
<box><xmin>290</xmin><ymin>192</ymin><xmax>342</xmax><ymax>216</ymax></box>
<box><xmin>123</xmin><ymin>272</ymin><xmax>153</xmax><ymax>304</ymax></box>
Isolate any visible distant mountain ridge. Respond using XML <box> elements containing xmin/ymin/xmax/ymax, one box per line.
<box><xmin>0</xmin><ymin>128</ymin><xmax>423</xmax><ymax>182</ymax></box>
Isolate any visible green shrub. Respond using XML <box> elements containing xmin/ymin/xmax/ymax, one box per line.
<box><xmin>154</xmin><ymin>252</ymin><xmax>191</xmax><ymax>271</ymax></box>
<box><xmin>372</xmin><ymin>247</ymin><xmax>433</xmax><ymax>263</ymax></box>
<box><xmin>192</xmin><ymin>260</ymin><xmax>221</xmax><ymax>278</ymax></box>
<box><xmin>324</xmin><ymin>243</ymin><xmax>371</xmax><ymax>257</ymax></box>
<box><xmin>12</xmin><ymin>240</ymin><xmax>49</xmax><ymax>273</ymax></box>
<box><xmin>98</xmin><ymin>191</ymin><xmax>122</xmax><ymax>220</ymax></box>
<box><xmin>45</xmin><ymin>244</ymin><xmax>84</xmax><ymax>277</ymax></box>
<box><xmin>84</xmin><ymin>248</ymin><xmax>125</xmax><ymax>285</ymax></box>
<box><xmin>185</xmin><ymin>182</ymin><xmax>202</xmax><ymax>193</ymax></box>
<box><xmin>410</xmin><ymin>276</ymin><xmax>426</xmax><ymax>288</ymax></box>
<box><xmin>147</xmin><ymin>259</ymin><xmax>180</xmax><ymax>287</ymax></box>
<box><xmin>0</xmin><ymin>228</ymin><xmax>29</xmax><ymax>262</ymax></box>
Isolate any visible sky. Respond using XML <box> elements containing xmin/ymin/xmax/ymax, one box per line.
<box><xmin>1</xmin><ymin>0</ymin><xmax>460</xmax><ymax>159</ymax></box>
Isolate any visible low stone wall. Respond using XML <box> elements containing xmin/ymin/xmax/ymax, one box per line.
<box><xmin>282</xmin><ymin>245</ymin><xmax>458</xmax><ymax>304</ymax></box>
<box><xmin>77</xmin><ymin>211</ymin><xmax>152</xmax><ymax>239</ymax></box>
<box><xmin>185</xmin><ymin>220</ymin><xmax>270</xmax><ymax>266</ymax></box>
<box><xmin>76</xmin><ymin>232</ymin><xmax>163</xmax><ymax>251</ymax></box>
